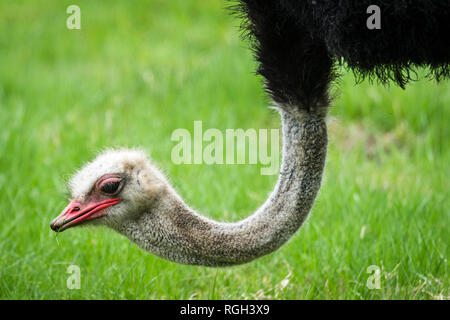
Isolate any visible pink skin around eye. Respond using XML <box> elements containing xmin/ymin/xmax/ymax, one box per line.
<box><xmin>50</xmin><ymin>175</ymin><xmax>122</xmax><ymax>232</ymax></box>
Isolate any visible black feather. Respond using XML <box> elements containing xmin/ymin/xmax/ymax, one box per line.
<box><xmin>230</xmin><ymin>0</ymin><xmax>450</xmax><ymax>109</ymax></box>
<box><xmin>230</xmin><ymin>0</ymin><xmax>336</xmax><ymax>111</ymax></box>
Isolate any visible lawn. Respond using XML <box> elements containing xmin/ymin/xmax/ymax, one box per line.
<box><xmin>0</xmin><ymin>0</ymin><xmax>448</xmax><ymax>299</ymax></box>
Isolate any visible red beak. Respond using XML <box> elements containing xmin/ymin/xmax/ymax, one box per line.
<box><xmin>50</xmin><ymin>198</ymin><xmax>120</xmax><ymax>232</ymax></box>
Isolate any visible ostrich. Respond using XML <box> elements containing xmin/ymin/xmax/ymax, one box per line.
<box><xmin>50</xmin><ymin>1</ymin><xmax>449</xmax><ymax>266</ymax></box>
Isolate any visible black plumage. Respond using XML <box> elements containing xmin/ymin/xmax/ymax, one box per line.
<box><xmin>232</xmin><ymin>0</ymin><xmax>450</xmax><ymax>110</ymax></box>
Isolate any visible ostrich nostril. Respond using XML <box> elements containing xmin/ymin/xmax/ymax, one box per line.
<box><xmin>72</xmin><ymin>206</ymin><xmax>80</xmax><ymax>212</ymax></box>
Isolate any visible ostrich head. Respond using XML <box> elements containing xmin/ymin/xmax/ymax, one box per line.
<box><xmin>50</xmin><ymin>149</ymin><xmax>166</xmax><ymax>232</ymax></box>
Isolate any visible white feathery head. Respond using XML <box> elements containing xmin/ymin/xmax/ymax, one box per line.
<box><xmin>69</xmin><ymin>148</ymin><xmax>168</xmax><ymax>202</ymax></box>
<box><xmin>63</xmin><ymin>148</ymin><xmax>169</xmax><ymax>228</ymax></box>
<box><xmin>50</xmin><ymin>148</ymin><xmax>170</xmax><ymax>231</ymax></box>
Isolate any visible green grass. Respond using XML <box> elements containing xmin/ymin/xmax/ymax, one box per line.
<box><xmin>0</xmin><ymin>0</ymin><xmax>448</xmax><ymax>300</ymax></box>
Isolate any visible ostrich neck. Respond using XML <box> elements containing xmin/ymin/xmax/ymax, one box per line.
<box><xmin>118</xmin><ymin>109</ymin><xmax>328</xmax><ymax>266</ymax></box>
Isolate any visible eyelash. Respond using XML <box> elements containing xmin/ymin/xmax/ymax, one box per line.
<box><xmin>100</xmin><ymin>181</ymin><xmax>120</xmax><ymax>194</ymax></box>
<box><xmin>96</xmin><ymin>177</ymin><xmax>123</xmax><ymax>195</ymax></box>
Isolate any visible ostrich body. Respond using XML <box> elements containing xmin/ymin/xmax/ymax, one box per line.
<box><xmin>50</xmin><ymin>1</ymin><xmax>449</xmax><ymax>266</ymax></box>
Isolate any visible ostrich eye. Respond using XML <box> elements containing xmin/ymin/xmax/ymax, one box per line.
<box><xmin>97</xmin><ymin>177</ymin><xmax>123</xmax><ymax>195</ymax></box>
<box><xmin>101</xmin><ymin>181</ymin><xmax>120</xmax><ymax>194</ymax></box>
